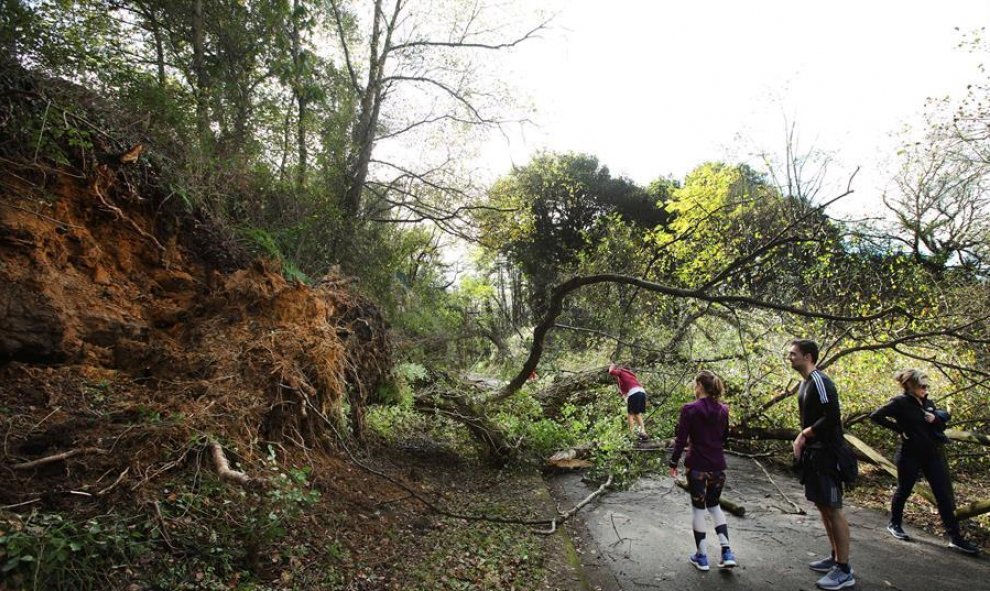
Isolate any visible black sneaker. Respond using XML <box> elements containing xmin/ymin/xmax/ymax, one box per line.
<box><xmin>887</xmin><ymin>523</ymin><xmax>910</xmax><ymax>540</ymax></box>
<box><xmin>949</xmin><ymin>537</ymin><xmax>981</xmax><ymax>555</ymax></box>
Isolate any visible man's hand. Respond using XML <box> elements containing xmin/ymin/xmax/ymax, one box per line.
<box><xmin>792</xmin><ymin>432</ymin><xmax>806</xmax><ymax>460</ymax></box>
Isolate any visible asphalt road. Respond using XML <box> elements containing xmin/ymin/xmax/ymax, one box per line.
<box><xmin>549</xmin><ymin>454</ymin><xmax>990</xmax><ymax>590</ymax></box>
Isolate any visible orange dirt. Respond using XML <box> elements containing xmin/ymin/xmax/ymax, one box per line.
<box><xmin>0</xmin><ymin>148</ymin><xmax>389</xmax><ymax>515</ymax></box>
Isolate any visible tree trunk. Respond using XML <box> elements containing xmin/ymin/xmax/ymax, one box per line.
<box><xmin>343</xmin><ymin>0</ymin><xmax>400</xmax><ymax>218</ymax></box>
<box><xmin>192</xmin><ymin>0</ymin><xmax>211</xmax><ymax>147</ymax></box>
<box><xmin>843</xmin><ymin>433</ymin><xmax>937</xmax><ymax>504</ymax></box>
<box><xmin>291</xmin><ymin>0</ymin><xmax>307</xmax><ymax>190</ymax></box>
<box><xmin>956</xmin><ymin>498</ymin><xmax>990</xmax><ymax>521</ymax></box>
<box><xmin>945</xmin><ymin>428</ymin><xmax>990</xmax><ymax>446</ymax></box>
<box><xmin>413</xmin><ymin>394</ymin><xmax>516</xmax><ymax>467</ymax></box>
<box><xmin>152</xmin><ymin>15</ymin><xmax>165</xmax><ymax>86</ymax></box>
<box><xmin>537</xmin><ymin>368</ymin><xmax>612</xmax><ymax>417</ymax></box>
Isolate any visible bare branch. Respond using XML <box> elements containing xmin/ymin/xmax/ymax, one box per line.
<box><xmin>389</xmin><ymin>17</ymin><xmax>552</xmax><ymax>53</ymax></box>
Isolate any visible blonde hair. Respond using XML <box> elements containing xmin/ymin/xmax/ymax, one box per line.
<box><xmin>894</xmin><ymin>368</ymin><xmax>928</xmax><ymax>391</ymax></box>
<box><xmin>695</xmin><ymin>370</ymin><xmax>725</xmax><ymax>400</ymax></box>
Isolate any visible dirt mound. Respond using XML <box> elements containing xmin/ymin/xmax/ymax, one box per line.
<box><xmin>0</xmin><ymin>60</ymin><xmax>391</xmax><ymax>510</ymax></box>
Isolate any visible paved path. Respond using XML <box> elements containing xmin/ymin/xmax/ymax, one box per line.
<box><xmin>550</xmin><ymin>454</ymin><xmax>990</xmax><ymax>590</ymax></box>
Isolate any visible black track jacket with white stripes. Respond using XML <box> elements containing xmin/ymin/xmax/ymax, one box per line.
<box><xmin>798</xmin><ymin>369</ymin><xmax>843</xmax><ymax>445</ymax></box>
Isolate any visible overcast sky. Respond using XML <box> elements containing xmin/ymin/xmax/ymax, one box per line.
<box><xmin>479</xmin><ymin>0</ymin><xmax>990</xmax><ymax>215</ymax></box>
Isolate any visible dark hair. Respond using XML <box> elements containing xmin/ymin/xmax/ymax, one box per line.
<box><xmin>695</xmin><ymin>370</ymin><xmax>725</xmax><ymax>401</ymax></box>
<box><xmin>789</xmin><ymin>339</ymin><xmax>819</xmax><ymax>363</ymax></box>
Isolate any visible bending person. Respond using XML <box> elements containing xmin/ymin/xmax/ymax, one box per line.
<box><xmin>870</xmin><ymin>368</ymin><xmax>980</xmax><ymax>555</ymax></box>
<box><xmin>608</xmin><ymin>363</ymin><xmax>649</xmax><ymax>441</ymax></box>
<box><xmin>668</xmin><ymin>370</ymin><xmax>737</xmax><ymax>571</ymax></box>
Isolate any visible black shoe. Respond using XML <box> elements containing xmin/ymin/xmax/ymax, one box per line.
<box><xmin>887</xmin><ymin>523</ymin><xmax>909</xmax><ymax>540</ymax></box>
<box><xmin>949</xmin><ymin>537</ymin><xmax>981</xmax><ymax>555</ymax></box>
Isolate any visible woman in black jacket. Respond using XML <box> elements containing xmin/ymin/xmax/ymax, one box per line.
<box><xmin>870</xmin><ymin>369</ymin><xmax>980</xmax><ymax>554</ymax></box>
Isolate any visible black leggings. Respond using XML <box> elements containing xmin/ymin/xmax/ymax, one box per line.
<box><xmin>891</xmin><ymin>446</ymin><xmax>959</xmax><ymax>537</ymax></box>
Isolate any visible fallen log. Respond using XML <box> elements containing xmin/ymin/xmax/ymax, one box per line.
<box><xmin>956</xmin><ymin>498</ymin><xmax>990</xmax><ymax>521</ymax></box>
<box><xmin>728</xmin><ymin>425</ymin><xmax>797</xmax><ymax>441</ymax></box>
<box><xmin>945</xmin><ymin>429</ymin><xmax>990</xmax><ymax>446</ymax></box>
<box><xmin>843</xmin><ymin>433</ymin><xmax>897</xmax><ymax>478</ymax></box>
<box><xmin>843</xmin><ymin>433</ymin><xmax>935</xmax><ymax>504</ymax></box>
<box><xmin>547</xmin><ymin>446</ymin><xmax>595</xmax><ymax>470</ymax></box>
<box><xmin>674</xmin><ymin>479</ymin><xmax>746</xmax><ymax>517</ymax></box>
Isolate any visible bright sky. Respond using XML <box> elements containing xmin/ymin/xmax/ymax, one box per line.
<box><xmin>481</xmin><ymin>0</ymin><xmax>990</xmax><ymax>216</ymax></box>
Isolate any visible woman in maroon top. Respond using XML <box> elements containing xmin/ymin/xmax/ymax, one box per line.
<box><xmin>668</xmin><ymin>370</ymin><xmax>736</xmax><ymax>571</ymax></box>
<box><xmin>608</xmin><ymin>363</ymin><xmax>649</xmax><ymax>440</ymax></box>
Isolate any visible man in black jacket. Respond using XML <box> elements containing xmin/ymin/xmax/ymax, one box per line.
<box><xmin>870</xmin><ymin>368</ymin><xmax>981</xmax><ymax>555</ymax></box>
<box><xmin>789</xmin><ymin>339</ymin><xmax>855</xmax><ymax>591</ymax></box>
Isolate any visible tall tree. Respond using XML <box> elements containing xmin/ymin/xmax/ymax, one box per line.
<box><xmin>480</xmin><ymin>152</ymin><xmax>662</xmax><ymax>315</ymax></box>
<box><xmin>326</xmin><ymin>0</ymin><xmax>549</xmax><ymax>222</ymax></box>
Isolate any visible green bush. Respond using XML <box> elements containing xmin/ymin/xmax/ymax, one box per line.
<box><xmin>0</xmin><ymin>511</ymin><xmax>149</xmax><ymax>590</ymax></box>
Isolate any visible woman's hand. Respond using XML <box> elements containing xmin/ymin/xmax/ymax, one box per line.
<box><xmin>923</xmin><ymin>411</ymin><xmax>936</xmax><ymax>423</ymax></box>
<box><xmin>669</xmin><ymin>466</ymin><xmax>678</xmax><ymax>479</ymax></box>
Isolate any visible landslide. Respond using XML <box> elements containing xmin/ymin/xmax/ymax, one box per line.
<box><xmin>0</xmin><ymin>59</ymin><xmax>391</xmax><ymax>520</ymax></box>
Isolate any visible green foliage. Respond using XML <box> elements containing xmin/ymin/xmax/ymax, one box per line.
<box><xmin>0</xmin><ymin>512</ymin><xmax>149</xmax><ymax>591</ymax></box>
<box><xmin>238</xmin><ymin>227</ymin><xmax>310</xmax><ymax>284</ymax></box>
<box><xmin>373</xmin><ymin>362</ymin><xmax>426</xmax><ymax>406</ymax></box>
<box><xmin>480</xmin><ymin>152</ymin><xmax>664</xmax><ymax>314</ymax></box>
<box><xmin>656</xmin><ymin>161</ymin><xmax>785</xmax><ymax>286</ymax></box>
<box><xmin>149</xmin><ymin>453</ymin><xmax>321</xmax><ymax>589</ymax></box>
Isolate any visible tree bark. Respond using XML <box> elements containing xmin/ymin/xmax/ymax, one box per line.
<box><xmin>956</xmin><ymin>498</ymin><xmax>990</xmax><ymax>521</ymax></box>
<box><xmin>192</xmin><ymin>0</ymin><xmax>211</xmax><ymax>147</ymax></box>
<box><xmin>945</xmin><ymin>428</ymin><xmax>990</xmax><ymax>446</ymax></box>
<box><xmin>291</xmin><ymin>0</ymin><xmax>308</xmax><ymax>190</ymax></box>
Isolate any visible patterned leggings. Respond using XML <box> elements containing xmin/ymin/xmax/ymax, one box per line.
<box><xmin>688</xmin><ymin>469</ymin><xmax>726</xmax><ymax>509</ymax></box>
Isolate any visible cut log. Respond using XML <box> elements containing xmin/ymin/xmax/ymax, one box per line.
<box><xmin>548</xmin><ymin>445</ymin><xmax>595</xmax><ymax>462</ymax></box>
<box><xmin>548</xmin><ymin>459</ymin><xmax>594</xmax><ymax>470</ymax></box>
<box><xmin>674</xmin><ymin>479</ymin><xmax>746</xmax><ymax>517</ymax></box>
<box><xmin>547</xmin><ymin>445</ymin><xmax>596</xmax><ymax>470</ymax></box>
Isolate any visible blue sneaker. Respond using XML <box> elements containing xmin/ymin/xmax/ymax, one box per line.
<box><xmin>809</xmin><ymin>556</ymin><xmax>836</xmax><ymax>573</ymax></box>
<box><xmin>816</xmin><ymin>566</ymin><xmax>856</xmax><ymax>590</ymax></box>
<box><xmin>719</xmin><ymin>547</ymin><xmax>737</xmax><ymax>568</ymax></box>
<box><xmin>689</xmin><ymin>552</ymin><xmax>710</xmax><ymax>571</ymax></box>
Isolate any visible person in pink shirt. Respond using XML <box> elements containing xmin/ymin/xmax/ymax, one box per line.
<box><xmin>608</xmin><ymin>363</ymin><xmax>649</xmax><ymax>441</ymax></box>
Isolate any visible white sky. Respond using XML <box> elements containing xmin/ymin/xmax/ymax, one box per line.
<box><xmin>479</xmin><ymin>0</ymin><xmax>990</xmax><ymax>216</ymax></box>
